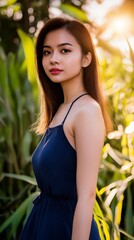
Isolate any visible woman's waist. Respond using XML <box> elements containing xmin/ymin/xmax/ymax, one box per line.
<box><xmin>33</xmin><ymin>190</ymin><xmax>77</xmax><ymax>205</ymax></box>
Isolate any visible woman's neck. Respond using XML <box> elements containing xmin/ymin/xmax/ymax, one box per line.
<box><xmin>60</xmin><ymin>75</ymin><xmax>87</xmax><ymax>104</ymax></box>
<box><xmin>63</xmin><ymin>89</ymin><xmax>87</xmax><ymax>104</ymax></box>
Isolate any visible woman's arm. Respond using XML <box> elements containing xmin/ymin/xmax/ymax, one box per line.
<box><xmin>71</xmin><ymin>100</ymin><xmax>105</xmax><ymax>240</ymax></box>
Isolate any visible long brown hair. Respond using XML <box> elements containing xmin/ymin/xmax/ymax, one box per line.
<box><xmin>34</xmin><ymin>17</ymin><xmax>112</xmax><ymax>134</ymax></box>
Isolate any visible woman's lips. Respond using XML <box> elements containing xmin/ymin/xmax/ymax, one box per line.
<box><xmin>50</xmin><ymin>68</ymin><xmax>63</xmax><ymax>75</ymax></box>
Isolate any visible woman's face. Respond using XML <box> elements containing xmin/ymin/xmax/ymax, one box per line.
<box><xmin>42</xmin><ymin>28</ymin><xmax>86</xmax><ymax>84</ymax></box>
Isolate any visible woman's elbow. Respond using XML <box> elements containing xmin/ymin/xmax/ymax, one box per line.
<box><xmin>77</xmin><ymin>190</ymin><xmax>96</xmax><ymax>205</ymax></box>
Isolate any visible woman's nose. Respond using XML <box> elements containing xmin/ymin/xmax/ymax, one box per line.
<box><xmin>50</xmin><ymin>51</ymin><xmax>60</xmax><ymax>64</ymax></box>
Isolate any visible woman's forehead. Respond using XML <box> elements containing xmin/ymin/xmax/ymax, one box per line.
<box><xmin>43</xmin><ymin>28</ymin><xmax>79</xmax><ymax>47</ymax></box>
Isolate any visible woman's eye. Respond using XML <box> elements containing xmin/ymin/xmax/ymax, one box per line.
<box><xmin>43</xmin><ymin>50</ymin><xmax>51</xmax><ymax>56</ymax></box>
<box><xmin>61</xmin><ymin>49</ymin><xmax>71</xmax><ymax>54</ymax></box>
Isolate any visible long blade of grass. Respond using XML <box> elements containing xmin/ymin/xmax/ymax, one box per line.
<box><xmin>2</xmin><ymin>173</ymin><xmax>37</xmax><ymax>185</ymax></box>
<box><xmin>119</xmin><ymin>228</ymin><xmax>134</xmax><ymax>240</ymax></box>
<box><xmin>17</xmin><ymin>29</ymin><xmax>36</xmax><ymax>84</ymax></box>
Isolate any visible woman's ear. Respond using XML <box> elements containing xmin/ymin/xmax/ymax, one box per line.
<box><xmin>82</xmin><ymin>52</ymin><xmax>92</xmax><ymax>68</ymax></box>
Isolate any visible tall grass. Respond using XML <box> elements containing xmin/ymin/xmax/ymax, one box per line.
<box><xmin>0</xmin><ymin>32</ymin><xmax>39</xmax><ymax>239</ymax></box>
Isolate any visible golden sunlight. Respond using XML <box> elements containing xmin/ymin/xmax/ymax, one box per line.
<box><xmin>109</xmin><ymin>15</ymin><xmax>132</xmax><ymax>36</ymax></box>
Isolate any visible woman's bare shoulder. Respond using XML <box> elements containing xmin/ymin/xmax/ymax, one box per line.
<box><xmin>73</xmin><ymin>95</ymin><xmax>105</xmax><ymax>134</ymax></box>
<box><xmin>74</xmin><ymin>95</ymin><xmax>102</xmax><ymax>121</ymax></box>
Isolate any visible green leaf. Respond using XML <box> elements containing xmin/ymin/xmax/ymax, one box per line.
<box><xmin>22</xmin><ymin>131</ymin><xmax>32</xmax><ymax>162</ymax></box>
<box><xmin>119</xmin><ymin>228</ymin><xmax>134</xmax><ymax>240</ymax></box>
<box><xmin>94</xmin><ymin>200</ymin><xmax>110</xmax><ymax>240</ymax></box>
<box><xmin>17</xmin><ymin>29</ymin><xmax>36</xmax><ymax>84</ymax></box>
<box><xmin>59</xmin><ymin>4</ymin><xmax>89</xmax><ymax>22</ymax></box>
<box><xmin>2</xmin><ymin>173</ymin><xmax>37</xmax><ymax>185</ymax></box>
<box><xmin>0</xmin><ymin>48</ymin><xmax>8</xmax><ymax>92</ymax></box>
<box><xmin>0</xmin><ymin>49</ymin><xmax>14</xmax><ymax>122</ymax></box>
<box><xmin>124</xmin><ymin>186</ymin><xmax>134</xmax><ymax>236</ymax></box>
<box><xmin>94</xmin><ymin>215</ymin><xmax>105</xmax><ymax>240</ymax></box>
<box><xmin>114</xmin><ymin>194</ymin><xmax>124</xmax><ymax>225</ymax></box>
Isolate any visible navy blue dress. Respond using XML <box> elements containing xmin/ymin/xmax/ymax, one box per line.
<box><xmin>19</xmin><ymin>94</ymin><xmax>100</xmax><ymax>240</ymax></box>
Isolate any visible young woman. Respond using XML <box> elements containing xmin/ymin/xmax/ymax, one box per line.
<box><xmin>19</xmin><ymin>17</ymin><xmax>111</xmax><ymax>240</ymax></box>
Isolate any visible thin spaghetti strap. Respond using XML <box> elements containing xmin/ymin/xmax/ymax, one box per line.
<box><xmin>61</xmin><ymin>93</ymin><xmax>88</xmax><ymax>125</ymax></box>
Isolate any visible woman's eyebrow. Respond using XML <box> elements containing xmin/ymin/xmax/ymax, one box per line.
<box><xmin>43</xmin><ymin>43</ymin><xmax>73</xmax><ymax>48</ymax></box>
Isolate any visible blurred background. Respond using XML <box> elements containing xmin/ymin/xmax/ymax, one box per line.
<box><xmin>0</xmin><ymin>0</ymin><xmax>134</xmax><ymax>239</ymax></box>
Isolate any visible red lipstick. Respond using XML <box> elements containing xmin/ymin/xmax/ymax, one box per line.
<box><xmin>50</xmin><ymin>68</ymin><xmax>63</xmax><ymax>75</ymax></box>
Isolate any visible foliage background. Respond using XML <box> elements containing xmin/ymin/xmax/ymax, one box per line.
<box><xmin>0</xmin><ymin>0</ymin><xmax>134</xmax><ymax>239</ymax></box>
